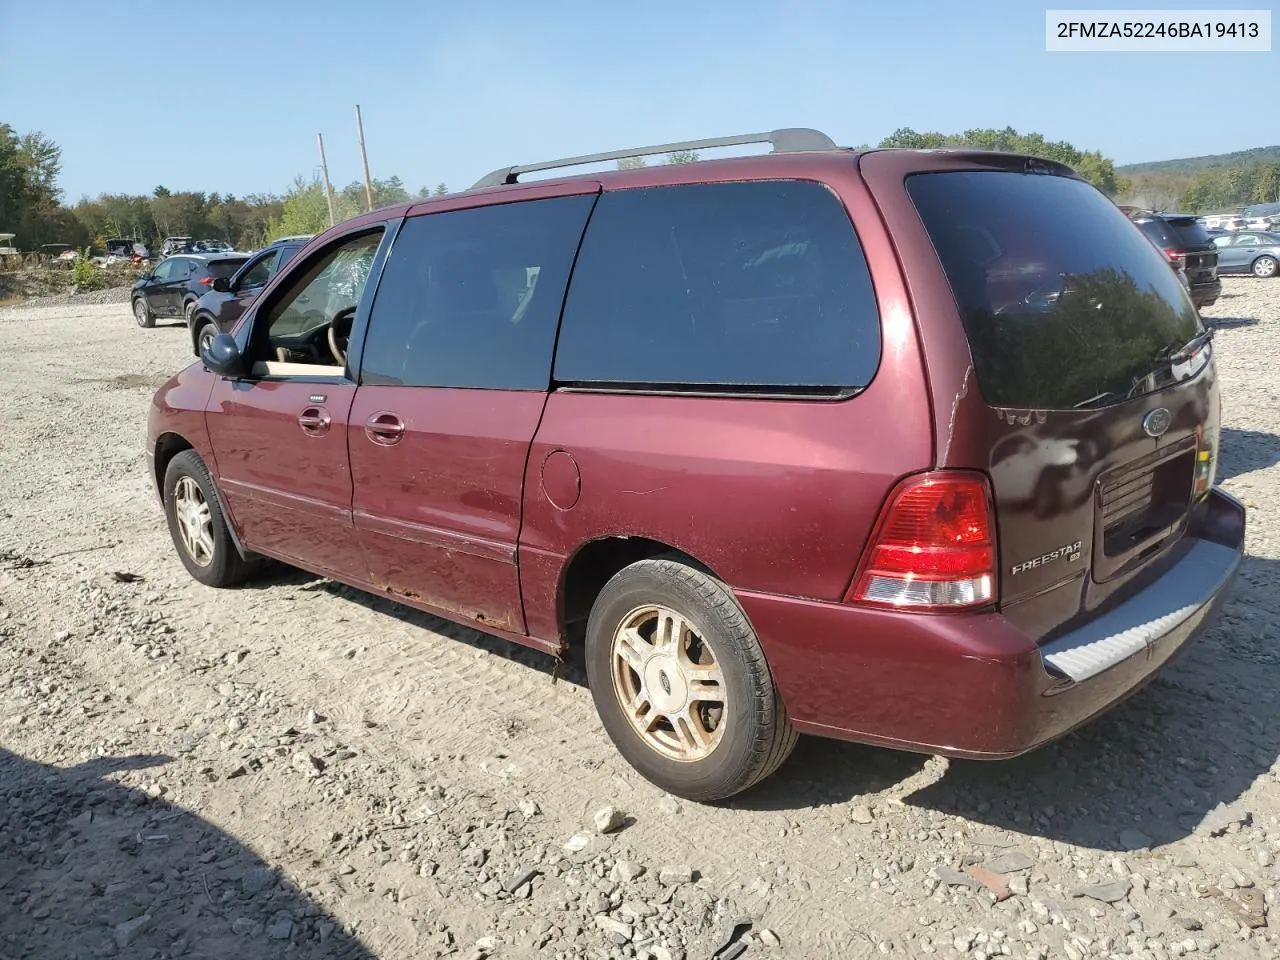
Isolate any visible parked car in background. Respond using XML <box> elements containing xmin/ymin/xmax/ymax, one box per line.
<box><xmin>160</xmin><ymin>236</ymin><xmax>194</xmax><ymax>257</ymax></box>
<box><xmin>131</xmin><ymin>253</ymin><xmax>249</xmax><ymax>328</ymax></box>
<box><xmin>105</xmin><ymin>237</ymin><xmax>149</xmax><ymax>264</ymax></box>
<box><xmin>1211</xmin><ymin>231</ymin><xmax>1280</xmax><ymax>278</ymax></box>
<box><xmin>1129</xmin><ymin>211</ymin><xmax>1221</xmax><ymax>308</ymax></box>
<box><xmin>191</xmin><ymin>239</ymin><xmax>234</xmax><ymax>253</ymax></box>
<box><xmin>187</xmin><ymin>236</ymin><xmax>311</xmax><ymax>355</ymax></box>
<box><xmin>146</xmin><ymin>132</ymin><xmax>1244</xmax><ymax>801</ymax></box>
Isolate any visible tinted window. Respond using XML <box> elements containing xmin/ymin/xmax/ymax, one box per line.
<box><xmin>1136</xmin><ymin>219</ymin><xmax>1174</xmax><ymax>247</ymax></box>
<box><xmin>208</xmin><ymin>258</ymin><xmax>247</xmax><ymax>279</ymax></box>
<box><xmin>361</xmin><ymin>194</ymin><xmax>596</xmax><ymax>390</ymax></box>
<box><xmin>1165</xmin><ymin>217</ymin><xmax>1211</xmax><ymax>248</ymax></box>
<box><xmin>907</xmin><ymin>171</ymin><xmax>1203</xmax><ymax>411</ymax></box>
<box><xmin>238</xmin><ymin>251</ymin><xmax>278</xmax><ymax>287</ymax></box>
<box><xmin>152</xmin><ymin>260</ymin><xmax>175</xmax><ymax>281</ymax></box>
<box><xmin>554</xmin><ymin>181</ymin><xmax>879</xmax><ymax>391</ymax></box>
<box><xmin>278</xmin><ymin>245</ymin><xmax>303</xmax><ymax>270</ymax></box>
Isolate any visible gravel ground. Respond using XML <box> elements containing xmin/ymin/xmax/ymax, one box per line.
<box><xmin>0</xmin><ymin>278</ymin><xmax>1278</xmax><ymax>960</ymax></box>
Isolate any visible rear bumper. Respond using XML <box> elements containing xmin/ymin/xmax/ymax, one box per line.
<box><xmin>1190</xmin><ymin>278</ymin><xmax>1222</xmax><ymax>308</ymax></box>
<box><xmin>739</xmin><ymin>487</ymin><xmax>1245</xmax><ymax>758</ymax></box>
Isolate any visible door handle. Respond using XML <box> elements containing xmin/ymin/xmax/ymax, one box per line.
<box><xmin>298</xmin><ymin>406</ymin><xmax>331</xmax><ymax>436</ymax></box>
<box><xmin>365</xmin><ymin>411</ymin><xmax>405</xmax><ymax>445</ymax></box>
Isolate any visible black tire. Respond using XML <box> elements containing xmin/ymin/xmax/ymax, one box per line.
<box><xmin>183</xmin><ymin>298</ymin><xmax>198</xmax><ymax>326</ymax></box>
<box><xmin>584</xmin><ymin>557</ymin><xmax>797</xmax><ymax>802</ymax></box>
<box><xmin>195</xmin><ymin>320</ymin><xmax>218</xmax><ymax>358</ymax></box>
<box><xmin>162</xmin><ymin>450</ymin><xmax>251</xmax><ymax>588</ymax></box>
<box><xmin>132</xmin><ymin>296</ymin><xmax>155</xmax><ymax>329</ymax></box>
<box><xmin>1252</xmin><ymin>255</ymin><xmax>1278</xmax><ymax>279</ymax></box>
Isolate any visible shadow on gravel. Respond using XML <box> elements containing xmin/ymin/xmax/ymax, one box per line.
<box><xmin>898</xmin><ymin>553</ymin><xmax>1280</xmax><ymax>851</ymax></box>
<box><xmin>0</xmin><ymin>748</ymin><xmax>375</xmax><ymax>959</ymax></box>
<box><xmin>1217</xmin><ymin>427</ymin><xmax>1280</xmax><ymax>482</ymax></box>
<box><xmin>1202</xmin><ymin>316</ymin><xmax>1259</xmax><ymax>329</ymax></box>
<box><xmin>238</xmin><ymin>556</ymin><xmax>1280</xmax><ymax>854</ymax></box>
<box><xmin>245</xmin><ymin>566</ymin><xmax>583</xmax><ymax>684</ymax></box>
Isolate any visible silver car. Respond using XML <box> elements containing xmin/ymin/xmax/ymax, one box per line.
<box><xmin>1212</xmin><ymin>231</ymin><xmax>1280</xmax><ymax>278</ymax></box>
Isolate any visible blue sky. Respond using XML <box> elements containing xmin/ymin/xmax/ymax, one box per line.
<box><xmin>1</xmin><ymin>0</ymin><xmax>1275</xmax><ymax>202</ymax></box>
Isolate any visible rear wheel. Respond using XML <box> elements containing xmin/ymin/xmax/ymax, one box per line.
<box><xmin>163</xmin><ymin>450</ymin><xmax>250</xmax><ymax>588</ymax></box>
<box><xmin>132</xmin><ymin>296</ymin><xmax>155</xmax><ymax>329</ymax></box>
<box><xmin>1253</xmin><ymin>255</ymin><xmax>1278</xmax><ymax>279</ymax></box>
<box><xmin>584</xmin><ymin>557</ymin><xmax>797</xmax><ymax>802</ymax></box>
<box><xmin>183</xmin><ymin>298</ymin><xmax>198</xmax><ymax>325</ymax></box>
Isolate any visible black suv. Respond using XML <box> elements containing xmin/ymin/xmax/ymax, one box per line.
<box><xmin>1130</xmin><ymin>212</ymin><xmax>1221</xmax><ymax>309</ymax></box>
<box><xmin>132</xmin><ymin>254</ymin><xmax>249</xmax><ymax>329</ymax></box>
<box><xmin>187</xmin><ymin>237</ymin><xmax>311</xmax><ymax>355</ymax></box>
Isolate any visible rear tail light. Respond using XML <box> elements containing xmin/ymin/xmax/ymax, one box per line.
<box><xmin>198</xmin><ymin>276</ymin><xmax>215</xmax><ymax>287</ymax></box>
<box><xmin>1163</xmin><ymin>248</ymin><xmax>1186</xmax><ymax>265</ymax></box>
<box><xmin>846</xmin><ymin>471</ymin><xmax>997</xmax><ymax>611</ymax></box>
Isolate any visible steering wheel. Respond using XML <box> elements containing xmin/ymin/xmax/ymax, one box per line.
<box><xmin>327</xmin><ymin>305</ymin><xmax>357</xmax><ymax>366</ymax></box>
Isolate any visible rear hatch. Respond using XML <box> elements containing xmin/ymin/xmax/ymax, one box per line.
<box><xmin>903</xmin><ymin>168</ymin><xmax>1219</xmax><ymax>642</ymax></box>
<box><xmin>1139</xmin><ymin>216</ymin><xmax>1219</xmax><ymax>286</ymax></box>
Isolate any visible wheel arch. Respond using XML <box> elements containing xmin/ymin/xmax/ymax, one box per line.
<box><xmin>189</xmin><ymin>312</ymin><xmax>216</xmax><ymax>353</ymax></box>
<box><xmin>556</xmin><ymin>535</ymin><xmax>725</xmax><ymax>646</ymax></box>
<box><xmin>153</xmin><ymin>434</ymin><xmax>253</xmax><ymax>560</ymax></box>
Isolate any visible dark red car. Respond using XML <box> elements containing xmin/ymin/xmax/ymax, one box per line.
<box><xmin>147</xmin><ymin>130</ymin><xmax>1245</xmax><ymax>801</ymax></box>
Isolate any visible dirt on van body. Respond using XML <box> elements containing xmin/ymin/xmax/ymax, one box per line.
<box><xmin>1</xmin><ymin>279</ymin><xmax>1279</xmax><ymax>960</ymax></box>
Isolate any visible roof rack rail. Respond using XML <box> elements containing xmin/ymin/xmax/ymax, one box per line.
<box><xmin>470</xmin><ymin>127</ymin><xmax>839</xmax><ymax>190</ymax></box>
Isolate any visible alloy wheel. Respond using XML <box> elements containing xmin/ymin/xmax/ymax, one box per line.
<box><xmin>173</xmin><ymin>476</ymin><xmax>214</xmax><ymax>567</ymax></box>
<box><xmin>610</xmin><ymin>604</ymin><xmax>727</xmax><ymax>762</ymax></box>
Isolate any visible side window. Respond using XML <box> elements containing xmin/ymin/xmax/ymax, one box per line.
<box><xmin>152</xmin><ymin>260</ymin><xmax>175</xmax><ymax>281</ymax></box>
<box><xmin>249</xmin><ymin>229</ymin><xmax>383</xmax><ymax>370</ymax></box>
<box><xmin>1236</xmin><ymin>234</ymin><xmax>1261</xmax><ymax>246</ymax></box>
<box><xmin>275</xmin><ymin>245</ymin><xmax>303</xmax><ymax>273</ymax></box>
<box><xmin>554</xmin><ymin>181</ymin><xmax>881</xmax><ymax>391</ymax></box>
<box><xmin>1212</xmin><ymin>236</ymin><xmax>1231</xmax><ymax>248</ymax></box>
<box><xmin>239</xmin><ymin>251</ymin><xmax>278</xmax><ymax>288</ymax></box>
<box><xmin>360</xmin><ymin>194</ymin><xmax>596</xmax><ymax>390</ymax></box>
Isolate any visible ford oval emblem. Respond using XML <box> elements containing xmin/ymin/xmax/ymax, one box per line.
<box><xmin>1143</xmin><ymin>407</ymin><xmax>1172</xmax><ymax>438</ymax></box>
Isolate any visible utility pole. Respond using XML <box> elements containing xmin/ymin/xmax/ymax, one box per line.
<box><xmin>316</xmin><ymin>133</ymin><xmax>336</xmax><ymax>228</ymax></box>
<box><xmin>355</xmin><ymin>104</ymin><xmax>374</xmax><ymax>213</ymax></box>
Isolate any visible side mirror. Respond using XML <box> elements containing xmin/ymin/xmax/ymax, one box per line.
<box><xmin>202</xmin><ymin>332</ymin><xmax>247</xmax><ymax>378</ymax></box>
<box><xmin>212</xmin><ymin>276</ymin><xmax>232</xmax><ymax>293</ymax></box>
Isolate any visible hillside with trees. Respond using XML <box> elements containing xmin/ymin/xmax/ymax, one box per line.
<box><xmin>1</xmin><ymin>121</ymin><xmax>449</xmax><ymax>253</ymax></box>
<box><xmin>5</xmin><ymin>118</ymin><xmax>1279</xmax><ymax>256</ymax></box>
<box><xmin>1119</xmin><ymin>145</ymin><xmax>1280</xmax><ymax>175</ymax></box>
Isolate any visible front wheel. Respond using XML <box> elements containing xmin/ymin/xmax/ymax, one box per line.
<box><xmin>1253</xmin><ymin>255</ymin><xmax>1278</xmax><ymax>279</ymax></box>
<box><xmin>584</xmin><ymin>558</ymin><xmax>797</xmax><ymax>802</ymax></box>
<box><xmin>195</xmin><ymin>321</ymin><xmax>218</xmax><ymax>358</ymax></box>
<box><xmin>163</xmin><ymin>450</ymin><xmax>251</xmax><ymax>588</ymax></box>
<box><xmin>133</xmin><ymin>297</ymin><xmax>155</xmax><ymax>329</ymax></box>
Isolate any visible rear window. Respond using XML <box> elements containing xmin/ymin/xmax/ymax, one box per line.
<box><xmin>208</xmin><ymin>258</ymin><xmax>247</xmax><ymax>279</ymax></box>
<box><xmin>553</xmin><ymin>180</ymin><xmax>880</xmax><ymax>393</ymax></box>
<box><xmin>1163</xmin><ymin>217</ymin><xmax>1211</xmax><ymax>248</ymax></box>
<box><xmin>907</xmin><ymin>172</ymin><xmax>1203</xmax><ymax>410</ymax></box>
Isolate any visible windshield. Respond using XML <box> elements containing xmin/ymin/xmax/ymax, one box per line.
<box><xmin>907</xmin><ymin>171</ymin><xmax>1205</xmax><ymax>411</ymax></box>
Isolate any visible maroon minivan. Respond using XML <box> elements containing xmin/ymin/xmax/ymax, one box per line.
<box><xmin>146</xmin><ymin>129</ymin><xmax>1245</xmax><ymax>801</ymax></box>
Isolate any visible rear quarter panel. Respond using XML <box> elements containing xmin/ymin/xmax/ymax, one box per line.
<box><xmin>517</xmin><ymin>162</ymin><xmax>935</xmax><ymax>643</ymax></box>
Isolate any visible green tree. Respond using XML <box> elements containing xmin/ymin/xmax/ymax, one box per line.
<box><xmin>666</xmin><ymin>150</ymin><xmax>699</xmax><ymax>164</ymax></box>
<box><xmin>877</xmin><ymin>126</ymin><xmax>1118</xmax><ymax>195</ymax></box>
<box><xmin>616</xmin><ymin>156</ymin><xmax>647</xmax><ymax>170</ymax></box>
<box><xmin>434</xmin><ymin>183</ymin><xmax>448</xmax><ymax>196</ymax></box>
